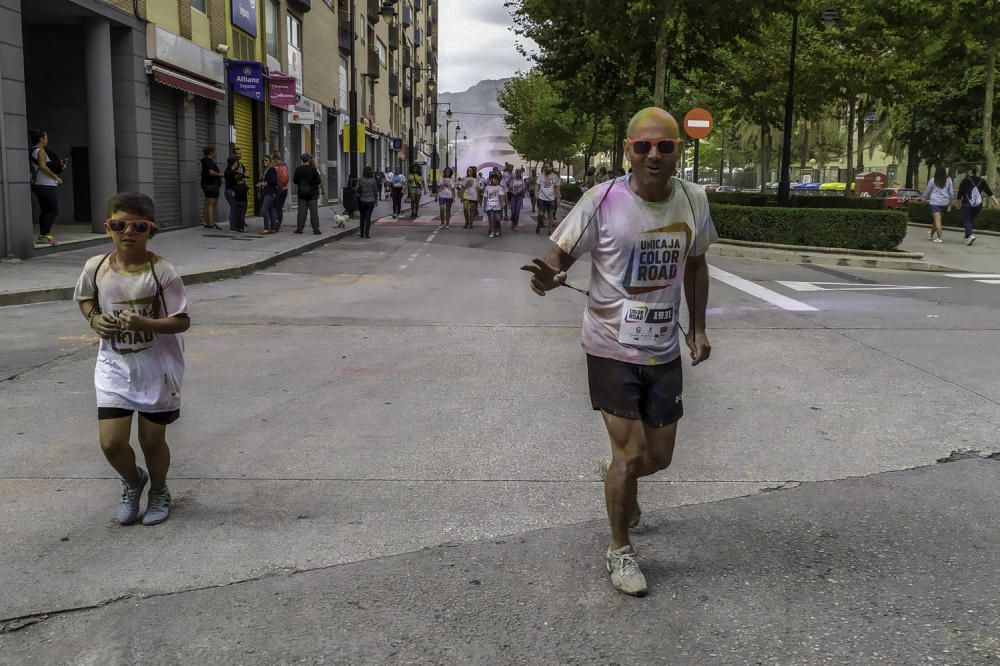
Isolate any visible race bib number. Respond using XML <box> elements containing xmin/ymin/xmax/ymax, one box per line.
<box><xmin>617</xmin><ymin>300</ymin><xmax>675</xmax><ymax>347</ymax></box>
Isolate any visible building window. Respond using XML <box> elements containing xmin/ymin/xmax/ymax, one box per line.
<box><xmin>377</xmin><ymin>37</ymin><xmax>387</xmax><ymax>68</ymax></box>
<box><xmin>265</xmin><ymin>1</ymin><xmax>279</xmax><ymax>59</ymax></box>
<box><xmin>192</xmin><ymin>0</ymin><xmax>207</xmax><ymax>12</ymax></box>
<box><xmin>288</xmin><ymin>14</ymin><xmax>303</xmax><ymax>50</ymax></box>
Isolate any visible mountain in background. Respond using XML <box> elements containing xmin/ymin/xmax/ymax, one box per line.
<box><xmin>439</xmin><ymin>78</ymin><xmax>511</xmax><ymax>141</ymax></box>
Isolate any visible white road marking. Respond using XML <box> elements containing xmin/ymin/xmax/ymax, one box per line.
<box><xmin>944</xmin><ymin>274</ymin><xmax>1000</xmax><ymax>279</ymax></box>
<box><xmin>777</xmin><ymin>280</ymin><xmax>945</xmax><ymax>292</ymax></box>
<box><xmin>975</xmin><ymin>279</ymin><xmax>1000</xmax><ymax>284</ymax></box>
<box><xmin>710</xmin><ymin>266</ymin><xmax>818</xmax><ymax>312</ymax></box>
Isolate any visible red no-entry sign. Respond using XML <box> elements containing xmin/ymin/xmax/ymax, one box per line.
<box><xmin>683</xmin><ymin>108</ymin><xmax>714</xmax><ymax>140</ymax></box>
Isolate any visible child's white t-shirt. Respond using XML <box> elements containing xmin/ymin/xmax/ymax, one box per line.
<box><xmin>74</xmin><ymin>253</ymin><xmax>189</xmax><ymax>412</ymax></box>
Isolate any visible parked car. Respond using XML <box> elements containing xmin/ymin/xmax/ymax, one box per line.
<box><xmin>873</xmin><ymin>187</ymin><xmax>924</xmax><ymax>210</ymax></box>
<box><xmin>716</xmin><ymin>185</ymin><xmax>738</xmax><ymax>193</ymax></box>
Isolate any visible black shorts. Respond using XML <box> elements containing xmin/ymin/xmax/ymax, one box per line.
<box><xmin>537</xmin><ymin>199</ymin><xmax>555</xmax><ymax>213</ymax></box>
<box><xmin>586</xmin><ymin>354</ymin><xmax>683</xmax><ymax>428</ymax></box>
<box><xmin>97</xmin><ymin>407</ymin><xmax>180</xmax><ymax>425</ymax></box>
<box><xmin>202</xmin><ymin>186</ymin><xmax>221</xmax><ymax>199</ymax></box>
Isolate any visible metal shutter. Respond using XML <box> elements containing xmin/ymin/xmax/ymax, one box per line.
<box><xmin>269</xmin><ymin>107</ymin><xmax>282</xmax><ymax>154</ymax></box>
<box><xmin>150</xmin><ymin>85</ymin><xmax>181</xmax><ymax>226</ymax></box>
<box><xmin>233</xmin><ymin>94</ymin><xmax>255</xmax><ymax>215</ymax></box>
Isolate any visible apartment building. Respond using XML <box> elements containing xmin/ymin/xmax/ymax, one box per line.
<box><xmin>0</xmin><ymin>0</ymin><xmax>438</xmax><ymax>259</ymax></box>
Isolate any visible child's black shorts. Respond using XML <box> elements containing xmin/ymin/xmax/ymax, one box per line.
<box><xmin>97</xmin><ymin>407</ymin><xmax>180</xmax><ymax>425</ymax></box>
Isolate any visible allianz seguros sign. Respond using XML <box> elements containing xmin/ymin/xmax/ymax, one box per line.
<box><xmin>228</xmin><ymin>61</ymin><xmax>264</xmax><ymax>101</ymax></box>
<box><xmin>231</xmin><ymin>0</ymin><xmax>257</xmax><ymax>37</ymax></box>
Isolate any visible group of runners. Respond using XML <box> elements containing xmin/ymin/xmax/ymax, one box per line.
<box><xmin>428</xmin><ymin>162</ymin><xmax>564</xmax><ymax>238</ymax></box>
<box><xmin>73</xmin><ymin>106</ymin><xmax>716</xmax><ymax>599</ymax></box>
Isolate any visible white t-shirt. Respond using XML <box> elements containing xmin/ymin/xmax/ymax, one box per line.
<box><xmin>483</xmin><ymin>185</ymin><xmax>504</xmax><ymax>211</ymax></box>
<box><xmin>74</xmin><ymin>253</ymin><xmax>189</xmax><ymax>412</ymax></box>
<box><xmin>31</xmin><ymin>147</ymin><xmax>59</xmax><ymax>187</ymax></box>
<box><xmin>461</xmin><ymin>176</ymin><xmax>479</xmax><ymax>201</ymax></box>
<box><xmin>550</xmin><ymin>176</ymin><xmax>718</xmax><ymax>365</ymax></box>
<box><xmin>538</xmin><ymin>174</ymin><xmax>558</xmax><ymax>201</ymax></box>
<box><xmin>437</xmin><ymin>177</ymin><xmax>455</xmax><ymax>199</ymax></box>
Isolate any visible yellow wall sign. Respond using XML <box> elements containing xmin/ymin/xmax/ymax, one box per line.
<box><xmin>341</xmin><ymin>124</ymin><xmax>366</xmax><ymax>154</ymax></box>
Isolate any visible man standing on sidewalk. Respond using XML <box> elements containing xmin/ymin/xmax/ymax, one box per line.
<box><xmin>293</xmin><ymin>153</ymin><xmax>324</xmax><ymax>235</ymax></box>
<box><xmin>521</xmin><ymin>107</ymin><xmax>717</xmax><ymax>597</ymax></box>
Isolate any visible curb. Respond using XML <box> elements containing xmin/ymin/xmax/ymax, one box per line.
<box><xmin>717</xmin><ymin>238</ymin><xmax>924</xmax><ymax>259</ymax></box>
<box><xmin>710</xmin><ymin>243</ymin><xmax>957</xmax><ymax>272</ymax></box>
<box><xmin>0</xmin><ymin>225</ymin><xmax>360</xmax><ymax>308</ymax></box>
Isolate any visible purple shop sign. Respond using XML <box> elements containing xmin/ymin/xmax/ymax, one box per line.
<box><xmin>229</xmin><ymin>60</ymin><xmax>264</xmax><ymax>101</ymax></box>
<box><xmin>269</xmin><ymin>75</ymin><xmax>297</xmax><ymax>107</ymax></box>
<box><xmin>231</xmin><ymin>0</ymin><xmax>257</xmax><ymax>37</ymax></box>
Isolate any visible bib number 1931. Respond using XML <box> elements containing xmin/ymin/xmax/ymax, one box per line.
<box><xmin>618</xmin><ymin>300</ymin><xmax>675</xmax><ymax>346</ymax></box>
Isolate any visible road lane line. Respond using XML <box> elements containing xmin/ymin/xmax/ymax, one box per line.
<box><xmin>976</xmin><ymin>279</ymin><xmax>1000</xmax><ymax>284</ymax></box>
<box><xmin>945</xmin><ymin>274</ymin><xmax>1000</xmax><ymax>279</ymax></box>
<box><xmin>710</xmin><ymin>266</ymin><xmax>818</xmax><ymax>312</ymax></box>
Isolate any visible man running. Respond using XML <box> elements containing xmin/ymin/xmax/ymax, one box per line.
<box><xmin>521</xmin><ymin>107</ymin><xmax>716</xmax><ymax>597</ymax></box>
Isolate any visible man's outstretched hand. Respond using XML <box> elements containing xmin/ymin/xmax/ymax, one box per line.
<box><xmin>520</xmin><ymin>258</ymin><xmax>567</xmax><ymax>296</ymax></box>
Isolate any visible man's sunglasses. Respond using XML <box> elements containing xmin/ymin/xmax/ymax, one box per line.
<box><xmin>105</xmin><ymin>218</ymin><xmax>156</xmax><ymax>234</ymax></box>
<box><xmin>629</xmin><ymin>139</ymin><xmax>679</xmax><ymax>155</ymax></box>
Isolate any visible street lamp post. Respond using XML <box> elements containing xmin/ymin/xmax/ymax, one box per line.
<box><xmin>442</xmin><ymin>106</ymin><xmax>453</xmax><ymax>175</ymax></box>
<box><xmin>347</xmin><ymin>0</ymin><xmax>359</xmax><ymax>211</ymax></box>
<box><xmin>454</xmin><ymin>125</ymin><xmax>462</xmax><ymax>173</ymax></box>
<box><xmin>777</xmin><ymin>9</ymin><xmax>799</xmax><ymax>206</ymax></box>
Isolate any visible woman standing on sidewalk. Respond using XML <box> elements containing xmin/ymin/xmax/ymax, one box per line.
<box><xmin>355</xmin><ymin>166</ymin><xmax>379</xmax><ymax>239</ymax></box>
<box><xmin>956</xmin><ymin>167</ymin><xmax>998</xmax><ymax>246</ymax></box>
<box><xmin>224</xmin><ymin>156</ymin><xmax>248</xmax><ymax>232</ymax></box>
<box><xmin>509</xmin><ymin>168</ymin><xmax>526</xmax><ymax>231</ymax></box>
<box><xmin>923</xmin><ymin>166</ymin><xmax>953</xmax><ymax>243</ymax></box>
<box><xmin>437</xmin><ymin>167</ymin><xmax>456</xmax><ymax>229</ymax></box>
<box><xmin>407</xmin><ymin>165</ymin><xmax>426</xmax><ymax>218</ymax></box>
<box><xmin>200</xmin><ymin>147</ymin><xmax>223</xmax><ymax>230</ymax></box>
<box><xmin>271</xmin><ymin>151</ymin><xmax>289</xmax><ymax>231</ymax></box>
<box><xmin>259</xmin><ymin>157</ymin><xmax>280</xmax><ymax>235</ymax></box>
<box><xmin>29</xmin><ymin>129</ymin><xmax>66</xmax><ymax>245</ymax></box>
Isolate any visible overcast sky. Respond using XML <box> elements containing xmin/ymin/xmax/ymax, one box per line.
<box><xmin>438</xmin><ymin>0</ymin><xmax>537</xmax><ymax>93</ymax></box>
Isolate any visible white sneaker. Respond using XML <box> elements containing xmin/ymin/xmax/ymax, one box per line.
<box><xmin>606</xmin><ymin>545</ymin><xmax>648</xmax><ymax>597</ymax></box>
<box><xmin>966</xmin><ymin>235</ymin><xmax>976</xmax><ymax>246</ymax></box>
<box><xmin>933</xmin><ymin>238</ymin><xmax>943</xmax><ymax>243</ymax></box>
<box><xmin>928</xmin><ymin>229</ymin><xmax>934</xmax><ymax>239</ymax></box>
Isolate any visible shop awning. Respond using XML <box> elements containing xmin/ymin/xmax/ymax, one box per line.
<box><xmin>150</xmin><ymin>64</ymin><xmax>226</xmax><ymax>102</ymax></box>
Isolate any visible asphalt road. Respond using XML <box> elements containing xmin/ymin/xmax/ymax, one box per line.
<box><xmin>2</xmin><ymin>212</ymin><xmax>999</xmax><ymax>663</ymax></box>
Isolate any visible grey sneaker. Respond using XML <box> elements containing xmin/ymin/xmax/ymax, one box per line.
<box><xmin>598</xmin><ymin>458</ymin><xmax>641</xmax><ymax>528</ymax></box>
<box><xmin>606</xmin><ymin>545</ymin><xmax>648</xmax><ymax>597</ymax></box>
<box><xmin>142</xmin><ymin>486</ymin><xmax>172</xmax><ymax>525</ymax></box>
<box><xmin>117</xmin><ymin>467</ymin><xmax>148</xmax><ymax>525</ymax></box>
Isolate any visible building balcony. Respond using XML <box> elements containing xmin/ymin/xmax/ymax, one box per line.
<box><xmin>414</xmin><ymin>27</ymin><xmax>421</xmax><ymax>46</ymax></box>
<box><xmin>389</xmin><ymin>73</ymin><xmax>399</xmax><ymax>97</ymax></box>
<box><xmin>402</xmin><ymin>47</ymin><xmax>411</xmax><ymax>69</ymax></box>
<box><xmin>338</xmin><ymin>20</ymin><xmax>352</xmax><ymax>54</ymax></box>
<box><xmin>402</xmin><ymin>4</ymin><xmax>412</xmax><ymax>26</ymax></box>
<box><xmin>367</xmin><ymin>0</ymin><xmax>379</xmax><ymax>24</ymax></box>
<box><xmin>367</xmin><ymin>49</ymin><xmax>380</xmax><ymax>79</ymax></box>
<box><xmin>403</xmin><ymin>89</ymin><xmax>412</xmax><ymax>107</ymax></box>
<box><xmin>388</xmin><ymin>28</ymin><xmax>399</xmax><ymax>51</ymax></box>
<box><xmin>414</xmin><ymin>0</ymin><xmax>421</xmax><ymax>10</ymax></box>
<box><xmin>289</xmin><ymin>0</ymin><xmax>312</xmax><ymax>11</ymax></box>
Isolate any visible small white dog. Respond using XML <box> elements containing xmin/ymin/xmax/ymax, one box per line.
<box><xmin>332</xmin><ymin>214</ymin><xmax>349</xmax><ymax>228</ymax></box>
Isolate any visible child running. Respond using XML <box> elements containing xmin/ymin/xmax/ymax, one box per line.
<box><xmin>483</xmin><ymin>172</ymin><xmax>506</xmax><ymax>238</ymax></box>
<box><xmin>74</xmin><ymin>192</ymin><xmax>190</xmax><ymax>526</ymax></box>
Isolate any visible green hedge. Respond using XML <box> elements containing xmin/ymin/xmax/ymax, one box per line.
<box><xmin>707</xmin><ymin>192</ymin><xmax>883</xmax><ymax>209</ymax></box>
<box><xmin>710</xmin><ymin>204</ymin><xmax>908</xmax><ymax>251</ymax></box>
<box><xmin>907</xmin><ymin>202</ymin><xmax>1000</xmax><ymax>232</ymax></box>
<box><xmin>561</xmin><ymin>183</ymin><xmax>583</xmax><ymax>203</ymax></box>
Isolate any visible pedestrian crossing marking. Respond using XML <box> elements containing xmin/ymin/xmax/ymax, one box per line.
<box><xmin>777</xmin><ymin>281</ymin><xmax>945</xmax><ymax>292</ymax></box>
<box><xmin>944</xmin><ymin>274</ymin><xmax>1000</xmax><ymax>279</ymax></box>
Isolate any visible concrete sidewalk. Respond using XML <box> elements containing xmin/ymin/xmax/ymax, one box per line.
<box><xmin>0</xmin><ymin>195</ymin><xmax>434</xmax><ymax>307</ymax></box>
<box><xmin>901</xmin><ymin>222</ymin><xmax>1000</xmax><ymax>273</ymax></box>
<box><xmin>3</xmin><ymin>458</ymin><xmax>998</xmax><ymax>663</ymax></box>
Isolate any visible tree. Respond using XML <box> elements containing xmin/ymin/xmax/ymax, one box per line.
<box><xmin>498</xmin><ymin>72</ymin><xmax>585</xmax><ymax>165</ymax></box>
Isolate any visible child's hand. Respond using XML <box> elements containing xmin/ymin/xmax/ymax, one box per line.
<box><xmin>90</xmin><ymin>314</ymin><xmax>119</xmax><ymax>339</ymax></box>
<box><xmin>118</xmin><ymin>310</ymin><xmax>146</xmax><ymax>332</ymax></box>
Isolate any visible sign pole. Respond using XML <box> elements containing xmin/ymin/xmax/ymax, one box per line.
<box><xmin>693</xmin><ymin>139</ymin><xmax>700</xmax><ymax>184</ymax></box>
